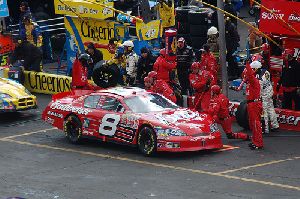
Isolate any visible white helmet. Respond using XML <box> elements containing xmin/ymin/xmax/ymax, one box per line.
<box><xmin>207</xmin><ymin>26</ymin><xmax>218</xmax><ymax>36</ymax></box>
<box><xmin>122</xmin><ymin>40</ymin><xmax>134</xmax><ymax>47</ymax></box>
<box><xmin>250</xmin><ymin>61</ymin><xmax>262</xmax><ymax>69</ymax></box>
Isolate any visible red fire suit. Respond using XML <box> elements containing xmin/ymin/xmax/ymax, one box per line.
<box><xmin>193</xmin><ymin>70</ymin><xmax>216</xmax><ymax>111</ymax></box>
<box><xmin>153</xmin><ymin>56</ymin><xmax>176</xmax><ymax>82</ymax></box>
<box><xmin>207</xmin><ymin>93</ymin><xmax>249</xmax><ymax>140</ymax></box>
<box><xmin>201</xmin><ymin>52</ymin><xmax>218</xmax><ymax>79</ymax></box>
<box><xmin>152</xmin><ymin>79</ymin><xmax>177</xmax><ymax>103</ymax></box>
<box><xmin>72</xmin><ymin>58</ymin><xmax>97</xmax><ymax>90</ymax></box>
<box><xmin>245</xmin><ymin>62</ymin><xmax>263</xmax><ymax>147</ymax></box>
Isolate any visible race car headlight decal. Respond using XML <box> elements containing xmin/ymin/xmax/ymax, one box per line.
<box><xmin>0</xmin><ymin>93</ymin><xmax>12</xmax><ymax>99</ymax></box>
<box><xmin>210</xmin><ymin>123</ymin><xmax>219</xmax><ymax>133</ymax></box>
<box><xmin>157</xmin><ymin>128</ymin><xmax>187</xmax><ymax>137</ymax></box>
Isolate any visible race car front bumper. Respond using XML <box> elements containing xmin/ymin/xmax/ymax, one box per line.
<box><xmin>156</xmin><ymin>132</ymin><xmax>223</xmax><ymax>152</ymax></box>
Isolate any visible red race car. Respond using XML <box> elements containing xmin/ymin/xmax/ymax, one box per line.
<box><xmin>42</xmin><ymin>87</ymin><xmax>223</xmax><ymax>155</ymax></box>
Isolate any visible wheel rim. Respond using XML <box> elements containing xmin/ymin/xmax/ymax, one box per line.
<box><xmin>67</xmin><ymin>119</ymin><xmax>79</xmax><ymax>139</ymax></box>
<box><xmin>139</xmin><ymin>128</ymin><xmax>155</xmax><ymax>154</ymax></box>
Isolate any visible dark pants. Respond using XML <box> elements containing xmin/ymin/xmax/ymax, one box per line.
<box><xmin>283</xmin><ymin>90</ymin><xmax>300</xmax><ymax>111</ymax></box>
<box><xmin>226</xmin><ymin>49</ymin><xmax>239</xmax><ymax>78</ymax></box>
<box><xmin>177</xmin><ymin>69</ymin><xmax>190</xmax><ymax>95</ymax></box>
<box><xmin>24</xmin><ymin>57</ymin><xmax>42</xmax><ymax>72</ymax></box>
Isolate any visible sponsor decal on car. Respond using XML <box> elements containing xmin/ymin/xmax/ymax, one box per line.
<box><xmin>47</xmin><ymin>111</ymin><xmax>63</xmax><ymax>118</ymax></box>
<box><xmin>277</xmin><ymin>114</ymin><xmax>300</xmax><ymax>126</ymax></box>
<box><xmin>120</xmin><ymin>114</ymin><xmax>140</xmax><ymax>129</ymax></box>
<box><xmin>83</xmin><ymin>118</ymin><xmax>90</xmax><ymax>128</ymax></box>
<box><xmin>50</xmin><ymin>101</ymin><xmax>92</xmax><ymax>115</ymax></box>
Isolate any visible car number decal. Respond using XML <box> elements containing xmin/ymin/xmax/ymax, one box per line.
<box><xmin>99</xmin><ymin>114</ymin><xmax>121</xmax><ymax>136</ymax></box>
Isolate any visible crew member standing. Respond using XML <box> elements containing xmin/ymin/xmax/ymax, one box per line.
<box><xmin>136</xmin><ymin>47</ymin><xmax>156</xmax><ymax>87</ymax></box>
<box><xmin>254</xmin><ymin>61</ymin><xmax>279</xmax><ymax>133</ymax></box>
<box><xmin>176</xmin><ymin>37</ymin><xmax>194</xmax><ymax>95</ymax></box>
<box><xmin>245</xmin><ymin>61</ymin><xmax>264</xmax><ymax>150</ymax></box>
<box><xmin>207</xmin><ymin>85</ymin><xmax>250</xmax><ymax>140</ymax></box>
<box><xmin>123</xmin><ymin>40</ymin><xmax>139</xmax><ymax>86</ymax></box>
<box><xmin>260</xmin><ymin>43</ymin><xmax>270</xmax><ymax>70</ymax></box>
<box><xmin>277</xmin><ymin>49</ymin><xmax>300</xmax><ymax>111</ymax></box>
<box><xmin>153</xmin><ymin>48</ymin><xmax>176</xmax><ymax>82</ymax></box>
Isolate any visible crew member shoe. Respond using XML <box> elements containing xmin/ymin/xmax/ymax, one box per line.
<box><xmin>248</xmin><ymin>143</ymin><xmax>263</xmax><ymax>150</ymax></box>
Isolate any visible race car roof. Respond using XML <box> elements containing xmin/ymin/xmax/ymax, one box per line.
<box><xmin>96</xmin><ymin>87</ymin><xmax>148</xmax><ymax>97</ymax></box>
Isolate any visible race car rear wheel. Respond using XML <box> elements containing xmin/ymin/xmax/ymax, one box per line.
<box><xmin>64</xmin><ymin>115</ymin><xmax>82</xmax><ymax>144</ymax></box>
<box><xmin>138</xmin><ymin>127</ymin><xmax>157</xmax><ymax>156</ymax></box>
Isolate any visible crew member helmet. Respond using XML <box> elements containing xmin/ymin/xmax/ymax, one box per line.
<box><xmin>78</xmin><ymin>53</ymin><xmax>93</xmax><ymax>68</ymax></box>
<box><xmin>211</xmin><ymin>85</ymin><xmax>221</xmax><ymax>95</ymax></box>
<box><xmin>207</xmin><ymin>26</ymin><xmax>218</xmax><ymax>36</ymax></box>
<box><xmin>261</xmin><ymin>43</ymin><xmax>269</xmax><ymax>51</ymax></box>
<box><xmin>250</xmin><ymin>61</ymin><xmax>262</xmax><ymax>69</ymax></box>
<box><xmin>159</xmin><ymin>48</ymin><xmax>166</xmax><ymax>56</ymax></box>
<box><xmin>122</xmin><ymin>40</ymin><xmax>134</xmax><ymax>47</ymax></box>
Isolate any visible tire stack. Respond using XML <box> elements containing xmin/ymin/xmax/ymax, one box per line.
<box><xmin>175</xmin><ymin>6</ymin><xmax>200</xmax><ymax>46</ymax></box>
<box><xmin>189</xmin><ymin>8</ymin><xmax>210</xmax><ymax>50</ymax></box>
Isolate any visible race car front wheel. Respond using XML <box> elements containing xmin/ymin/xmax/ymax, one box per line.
<box><xmin>138</xmin><ymin>127</ymin><xmax>157</xmax><ymax>156</ymax></box>
<box><xmin>64</xmin><ymin>115</ymin><xmax>82</xmax><ymax>144</ymax></box>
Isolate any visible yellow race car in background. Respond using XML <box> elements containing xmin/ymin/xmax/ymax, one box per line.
<box><xmin>0</xmin><ymin>77</ymin><xmax>37</xmax><ymax>112</ymax></box>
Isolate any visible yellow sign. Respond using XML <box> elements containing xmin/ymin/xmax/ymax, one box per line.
<box><xmin>136</xmin><ymin>20</ymin><xmax>162</xmax><ymax>41</ymax></box>
<box><xmin>54</xmin><ymin>0</ymin><xmax>114</xmax><ymax>20</ymax></box>
<box><xmin>158</xmin><ymin>2</ymin><xmax>175</xmax><ymax>28</ymax></box>
<box><xmin>64</xmin><ymin>17</ymin><xmax>125</xmax><ymax>60</ymax></box>
<box><xmin>24</xmin><ymin>71</ymin><xmax>72</xmax><ymax>94</ymax></box>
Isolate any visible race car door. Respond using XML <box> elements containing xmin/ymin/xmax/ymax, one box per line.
<box><xmin>94</xmin><ymin>95</ymin><xmax>128</xmax><ymax>142</ymax></box>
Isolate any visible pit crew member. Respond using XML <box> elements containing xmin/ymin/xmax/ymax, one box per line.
<box><xmin>153</xmin><ymin>48</ymin><xmax>176</xmax><ymax>82</ymax></box>
<box><xmin>207</xmin><ymin>85</ymin><xmax>250</xmax><ymax>140</ymax></box>
<box><xmin>123</xmin><ymin>40</ymin><xmax>139</xmax><ymax>86</ymax></box>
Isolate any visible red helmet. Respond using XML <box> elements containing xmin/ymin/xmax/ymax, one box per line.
<box><xmin>261</xmin><ymin>43</ymin><xmax>269</xmax><ymax>51</ymax></box>
<box><xmin>144</xmin><ymin>76</ymin><xmax>151</xmax><ymax>83</ymax></box>
<box><xmin>211</xmin><ymin>85</ymin><xmax>221</xmax><ymax>95</ymax></box>
<box><xmin>159</xmin><ymin>48</ymin><xmax>166</xmax><ymax>56</ymax></box>
<box><xmin>251</xmin><ymin>53</ymin><xmax>263</xmax><ymax>62</ymax></box>
<box><xmin>283</xmin><ymin>49</ymin><xmax>295</xmax><ymax>57</ymax></box>
<box><xmin>191</xmin><ymin>62</ymin><xmax>200</xmax><ymax>70</ymax></box>
<box><xmin>148</xmin><ymin>71</ymin><xmax>157</xmax><ymax>79</ymax></box>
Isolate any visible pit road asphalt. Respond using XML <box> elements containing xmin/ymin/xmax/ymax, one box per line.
<box><xmin>0</xmin><ymin>93</ymin><xmax>299</xmax><ymax>199</ymax></box>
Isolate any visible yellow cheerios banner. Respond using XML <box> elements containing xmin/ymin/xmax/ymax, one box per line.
<box><xmin>54</xmin><ymin>0</ymin><xmax>114</xmax><ymax>20</ymax></box>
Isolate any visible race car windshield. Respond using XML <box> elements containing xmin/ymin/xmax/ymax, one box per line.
<box><xmin>124</xmin><ymin>94</ymin><xmax>178</xmax><ymax>113</ymax></box>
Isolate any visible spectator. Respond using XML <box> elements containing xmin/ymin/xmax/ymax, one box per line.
<box><xmin>260</xmin><ymin>43</ymin><xmax>270</xmax><ymax>70</ymax></box>
<box><xmin>248</xmin><ymin>22</ymin><xmax>262</xmax><ymax>54</ymax></box>
<box><xmin>19</xmin><ymin>1</ymin><xmax>33</xmax><ymax>31</ymax></box>
<box><xmin>176</xmin><ymin>37</ymin><xmax>194</xmax><ymax>95</ymax></box>
<box><xmin>86</xmin><ymin>43</ymin><xmax>103</xmax><ymax>79</ymax></box>
<box><xmin>153</xmin><ymin>48</ymin><xmax>176</xmax><ymax>82</ymax></box>
<box><xmin>10</xmin><ymin>41</ymin><xmax>43</xmax><ymax>72</ymax></box>
<box><xmin>225</xmin><ymin>17</ymin><xmax>240</xmax><ymax>79</ymax></box>
<box><xmin>136</xmin><ymin>47</ymin><xmax>156</xmax><ymax>87</ymax></box>
<box><xmin>224</xmin><ymin>0</ymin><xmax>237</xmax><ymax>25</ymax></box>
<box><xmin>277</xmin><ymin>49</ymin><xmax>300</xmax><ymax>111</ymax></box>
<box><xmin>19</xmin><ymin>16</ymin><xmax>42</xmax><ymax>47</ymax></box>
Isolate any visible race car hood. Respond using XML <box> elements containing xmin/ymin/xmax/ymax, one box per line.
<box><xmin>141</xmin><ymin>108</ymin><xmax>213</xmax><ymax>135</ymax></box>
<box><xmin>0</xmin><ymin>78</ymin><xmax>31</xmax><ymax>98</ymax></box>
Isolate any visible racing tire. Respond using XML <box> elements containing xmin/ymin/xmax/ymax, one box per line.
<box><xmin>236</xmin><ymin>101</ymin><xmax>250</xmax><ymax>130</ymax></box>
<box><xmin>138</xmin><ymin>126</ymin><xmax>157</xmax><ymax>156</ymax></box>
<box><xmin>189</xmin><ymin>24</ymin><xmax>208</xmax><ymax>37</ymax></box>
<box><xmin>188</xmin><ymin>9</ymin><xmax>209</xmax><ymax>25</ymax></box>
<box><xmin>92</xmin><ymin>63</ymin><xmax>120</xmax><ymax>88</ymax></box>
<box><xmin>190</xmin><ymin>36</ymin><xmax>207</xmax><ymax>49</ymax></box>
<box><xmin>175</xmin><ymin>6</ymin><xmax>200</xmax><ymax>22</ymax></box>
<box><xmin>64</xmin><ymin>115</ymin><xmax>82</xmax><ymax>144</ymax></box>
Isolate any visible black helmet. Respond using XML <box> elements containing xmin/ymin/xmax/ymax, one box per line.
<box><xmin>78</xmin><ymin>53</ymin><xmax>93</xmax><ymax>68</ymax></box>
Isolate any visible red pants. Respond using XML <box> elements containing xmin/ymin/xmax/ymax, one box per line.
<box><xmin>247</xmin><ymin>101</ymin><xmax>263</xmax><ymax>147</ymax></box>
<box><xmin>218</xmin><ymin>118</ymin><xmax>249</xmax><ymax>140</ymax></box>
<box><xmin>194</xmin><ymin>91</ymin><xmax>211</xmax><ymax>111</ymax></box>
